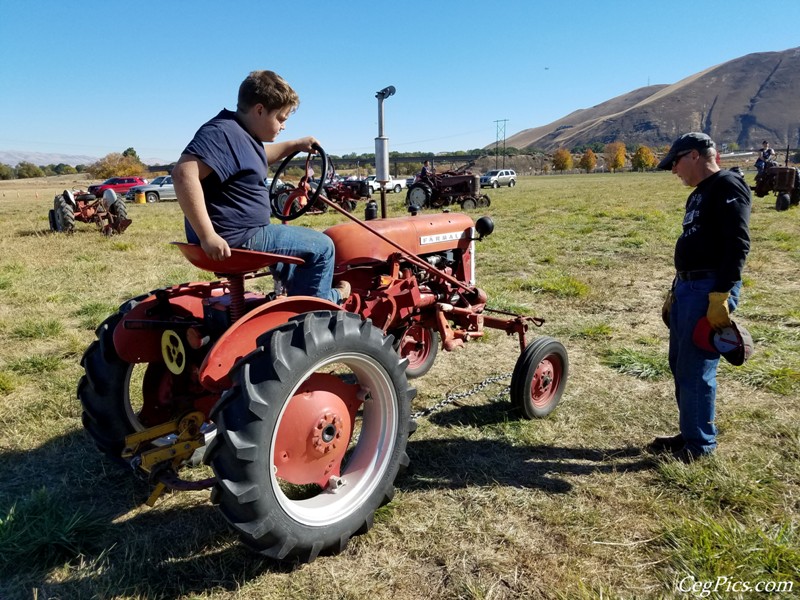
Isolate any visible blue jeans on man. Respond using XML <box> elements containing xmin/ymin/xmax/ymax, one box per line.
<box><xmin>668</xmin><ymin>278</ymin><xmax>742</xmax><ymax>456</ymax></box>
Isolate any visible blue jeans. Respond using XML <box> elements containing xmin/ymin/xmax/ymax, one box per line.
<box><xmin>241</xmin><ymin>223</ymin><xmax>340</xmax><ymax>303</ymax></box>
<box><xmin>668</xmin><ymin>278</ymin><xmax>742</xmax><ymax>455</ymax></box>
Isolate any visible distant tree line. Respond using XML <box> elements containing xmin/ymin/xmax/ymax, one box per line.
<box><xmin>3</xmin><ymin>144</ymin><xmax>799</xmax><ymax>181</ymax></box>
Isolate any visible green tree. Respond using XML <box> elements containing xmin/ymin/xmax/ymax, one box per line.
<box><xmin>87</xmin><ymin>152</ymin><xmax>147</xmax><ymax>179</ymax></box>
<box><xmin>604</xmin><ymin>141</ymin><xmax>626</xmax><ymax>172</ymax></box>
<box><xmin>727</xmin><ymin>142</ymin><xmax>739</xmax><ymax>152</ymax></box>
<box><xmin>631</xmin><ymin>146</ymin><xmax>657</xmax><ymax>171</ymax></box>
<box><xmin>578</xmin><ymin>149</ymin><xmax>597</xmax><ymax>173</ymax></box>
<box><xmin>552</xmin><ymin>148</ymin><xmax>573</xmax><ymax>172</ymax></box>
<box><xmin>122</xmin><ymin>147</ymin><xmax>141</xmax><ymax>162</ymax></box>
<box><xmin>15</xmin><ymin>161</ymin><xmax>44</xmax><ymax>178</ymax></box>
<box><xmin>54</xmin><ymin>163</ymin><xmax>77</xmax><ymax>175</ymax></box>
<box><xmin>0</xmin><ymin>163</ymin><xmax>15</xmax><ymax>180</ymax></box>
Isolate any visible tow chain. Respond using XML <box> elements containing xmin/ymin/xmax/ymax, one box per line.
<box><xmin>411</xmin><ymin>373</ymin><xmax>513</xmax><ymax>420</ymax></box>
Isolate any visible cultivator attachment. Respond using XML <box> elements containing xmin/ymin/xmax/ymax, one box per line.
<box><xmin>122</xmin><ymin>411</ymin><xmax>214</xmax><ymax>506</ymax></box>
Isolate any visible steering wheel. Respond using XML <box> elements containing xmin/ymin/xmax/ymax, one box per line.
<box><xmin>269</xmin><ymin>144</ymin><xmax>329</xmax><ymax>221</ymax></box>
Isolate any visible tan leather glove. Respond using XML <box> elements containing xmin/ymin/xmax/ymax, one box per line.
<box><xmin>707</xmin><ymin>292</ymin><xmax>732</xmax><ymax>330</ymax></box>
<box><xmin>662</xmin><ymin>288</ymin><xmax>674</xmax><ymax>328</ymax></box>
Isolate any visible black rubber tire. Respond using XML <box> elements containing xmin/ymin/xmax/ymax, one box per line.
<box><xmin>508</xmin><ymin>179</ymin><xmax>516</xmax><ymax>188</ymax></box>
<box><xmin>406</xmin><ymin>183</ymin><xmax>432</xmax><ymax>207</ymax></box>
<box><xmin>510</xmin><ymin>337</ymin><xmax>568</xmax><ymax>419</ymax></box>
<box><xmin>393</xmin><ymin>184</ymin><xmax>402</xmax><ymax>193</ymax></box>
<box><xmin>776</xmin><ymin>193</ymin><xmax>790</xmax><ymax>211</ymax></box>
<box><xmin>477</xmin><ymin>195</ymin><xmax>491</xmax><ymax>208</ymax></box>
<box><xmin>110</xmin><ymin>198</ymin><xmax>128</xmax><ymax>220</ymax></box>
<box><xmin>393</xmin><ymin>325</ymin><xmax>439</xmax><ymax>379</ymax></box>
<box><xmin>53</xmin><ymin>195</ymin><xmax>75</xmax><ymax>232</ymax></box>
<box><xmin>461</xmin><ymin>198</ymin><xmax>477</xmax><ymax>210</ymax></box>
<box><xmin>146</xmin><ymin>191</ymin><xmax>159</xmax><ymax>203</ymax></box>
<box><xmin>78</xmin><ymin>296</ymin><xmax>150</xmax><ymax>457</ymax></box>
<box><xmin>491</xmin><ymin>181</ymin><xmax>499</xmax><ymax>189</ymax></box>
<box><xmin>48</xmin><ymin>209</ymin><xmax>57</xmax><ymax>232</ymax></box>
<box><xmin>206</xmin><ymin>311</ymin><xmax>414</xmax><ymax>562</ymax></box>
<box><xmin>78</xmin><ymin>294</ymin><xmax>212</xmax><ymax>462</ymax></box>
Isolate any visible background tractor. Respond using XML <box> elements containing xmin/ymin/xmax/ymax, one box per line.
<box><xmin>751</xmin><ymin>154</ymin><xmax>800</xmax><ymax>211</ymax></box>
<box><xmin>405</xmin><ymin>162</ymin><xmax>491</xmax><ymax>210</ymax></box>
<box><xmin>78</xmin><ymin>145</ymin><xmax>568</xmax><ymax>562</ymax></box>
<box><xmin>49</xmin><ymin>188</ymin><xmax>131</xmax><ymax>235</ymax></box>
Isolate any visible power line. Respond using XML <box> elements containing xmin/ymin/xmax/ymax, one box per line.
<box><xmin>494</xmin><ymin>119</ymin><xmax>508</xmax><ymax>169</ymax></box>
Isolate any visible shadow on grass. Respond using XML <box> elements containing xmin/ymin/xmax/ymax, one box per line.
<box><xmin>0</xmin><ymin>431</ymin><xmax>293</xmax><ymax>599</ymax></box>
<box><xmin>404</xmin><ymin>400</ymin><xmax>651</xmax><ymax>493</ymax></box>
<box><xmin>1</xmin><ymin>404</ymin><xmax>651</xmax><ymax>599</ymax></box>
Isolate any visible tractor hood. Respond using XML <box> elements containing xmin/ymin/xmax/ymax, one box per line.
<box><xmin>325</xmin><ymin>213</ymin><xmax>475</xmax><ymax>267</ymax></box>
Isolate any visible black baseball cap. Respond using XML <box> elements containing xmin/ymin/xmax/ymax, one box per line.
<box><xmin>657</xmin><ymin>132</ymin><xmax>716</xmax><ymax>170</ymax></box>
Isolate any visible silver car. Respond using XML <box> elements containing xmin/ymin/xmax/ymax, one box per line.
<box><xmin>480</xmin><ymin>169</ymin><xmax>517</xmax><ymax>188</ymax></box>
<box><xmin>126</xmin><ymin>176</ymin><xmax>176</xmax><ymax>202</ymax></box>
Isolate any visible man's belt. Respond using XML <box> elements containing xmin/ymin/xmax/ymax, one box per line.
<box><xmin>676</xmin><ymin>270</ymin><xmax>717</xmax><ymax>281</ymax></box>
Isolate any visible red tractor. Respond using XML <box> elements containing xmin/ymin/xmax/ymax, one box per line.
<box><xmin>752</xmin><ymin>160</ymin><xmax>800</xmax><ymax>211</ymax></box>
<box><xmin>49</xmin><ymin>188</ymin><xmax>131</xmax><ymax>235</ymax></box>
<box><xmin>405</xmin><ymin>162</ymin><xmax>491</xmax><ymax>210</ymax></box>
<box><xmin>78</xmin><ymin>145</ymin><xmax>568</xmax><ymax>562</ymax></box>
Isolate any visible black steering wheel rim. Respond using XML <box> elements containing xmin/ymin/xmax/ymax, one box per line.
<box><xmin>269</xmin><ymin>143</ymin><xmax>328</xmax><ymax>221</ymax></box>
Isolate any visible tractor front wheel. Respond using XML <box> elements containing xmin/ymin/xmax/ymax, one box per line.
<box><xmin>206</xmin><ymin>311</ymin><xmax>414</xmax><ymax>562</ymax></box>
<box><xmin>776</xmin><ymin>193</ymin><xmax>790</xmax><ymax>211</ymax></box>
<box><xmin>393</xmin><ymin>324</ymin><xmax>439</xmax><ymax>379</ymax></box>
<box><xmin>510</xmin><ymin>337</ymin><xmax>568</xmax><ymax>419</ymax></box>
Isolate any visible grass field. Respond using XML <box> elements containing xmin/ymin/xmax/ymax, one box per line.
<box><xmin>0</xmin><ymin>171</ymin><xmax>798</xmax><ymax>599</ymax></box>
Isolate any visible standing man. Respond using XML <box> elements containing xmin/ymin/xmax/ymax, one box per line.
<box><xmin>651</xmin><ymin>132</ymin><xmax>751</xmax><ymax>462</ymax></box>
<box><xmin>172</xmin><ymin>70</ymin><xmax>349</xmax><ymax>304</ymax></box>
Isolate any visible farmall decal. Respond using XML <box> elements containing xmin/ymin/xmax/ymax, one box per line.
<box><xmin>419</xmin><ymin>230</ymin><xmax>470</xmax><ymax>245</ymax></box>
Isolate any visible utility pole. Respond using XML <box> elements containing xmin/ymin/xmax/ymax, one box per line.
<box><xmin>494</xmin><ymin>119</ymin><xmax>508</xmax><ymax>169</ymax></box>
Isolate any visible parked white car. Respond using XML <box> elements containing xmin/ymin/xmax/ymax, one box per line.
<box><xmin>480</xmin><ymin>169</ymin><xmax>517</xmax><ymax>188</ymax></box>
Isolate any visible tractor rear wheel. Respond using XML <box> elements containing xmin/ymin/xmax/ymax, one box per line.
<box><xmin>510</xmin><ymin>337</ymin><xmax>568</xmax><ymax>419</ymax></box>
<box><xmin>78</xmin><ymin>296</ymin><xmax>213</xmax><ymax>462</ymax></box>
<box><xmin>406</xmin><ymin>183</ymin><xmax>432</xmax><ymax>208</ymax></box>
<box><xmin>109</xmin><ymin>198</ymin><xmax>128</xmax><ymax>220</ymax></box>
<box><xmin>53</xmin><ymin>196</ymin><xmax>75</xmax><ymax>233</ymax></box>
<box><xmin>776</xmin><ymin>193</ymin><xmax>790</xmax><ymax>211</ymax></box>
<box><xmin>206</xmin><ymin>310</ymin><xmax>414</xmax><ymax>562</ymax></box>
<box><xmin>393</xmin><ymin>324</ymin><xmax>439</xmax><ymax>379</ymax></box>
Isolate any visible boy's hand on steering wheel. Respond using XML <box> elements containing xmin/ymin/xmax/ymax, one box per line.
<box><xmin>201</xmin><ymin>233</ymin><xmax>231</xmax><ymax>262</ymax></box>
<box><xmin>295</xmin><ymin>136</ymin><xmax>320</xmax><ymax>153</ymax></box>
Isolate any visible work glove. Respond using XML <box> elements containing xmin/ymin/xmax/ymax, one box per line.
<box><xmin>707</xmin><ymin>292</ymin><xmax>732</xmax><ymax>331</ymax></box>
<box><xmin>661</xmin><ymin>288</ymin><xmax>675</xmax><ymax>329</ymax></box>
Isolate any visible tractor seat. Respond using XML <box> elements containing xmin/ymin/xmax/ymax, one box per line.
<box><xmin>172</xmin><ymin>242</ymin><xmax>304</xmax><ymax>276</ymax></box>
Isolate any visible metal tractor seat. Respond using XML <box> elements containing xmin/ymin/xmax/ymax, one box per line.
<box><xmin>172</xmin><ymin>242</ymin><xmax>304</xmax><ymax>321</ymax></box>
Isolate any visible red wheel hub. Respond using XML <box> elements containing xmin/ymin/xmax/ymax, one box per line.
<box><xmin>274</xmin><ymin>373</ymin><xmax>362</xmax><ymax>487</ymax></box>
<box><xmin>400</xmin><ymin>325</ymin><xmax>430</xmax><ymax>368</ymax></box>
<box><xmin>530</xmin><ymin>356</ymin><xmax>561</xmax><ymax>408</ymax></box>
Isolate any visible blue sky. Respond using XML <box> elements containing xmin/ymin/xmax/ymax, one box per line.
<box><xmin>1</xmin><ymin>0</ymin><xmax>799</xmax><ymax>164</ymax></box>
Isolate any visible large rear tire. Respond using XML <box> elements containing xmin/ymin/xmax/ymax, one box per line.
<box><xmin>406</xmin><ymin>183</ymin><xmax>432</xmax><ymax>208</ymax></box>
<box><xmin>78</xmin><ymin>296</ymin><xmax>212</xmax><ymax>461</ymax></box>
<box><xmin>206</xmin><ymin>311</ymin><xmax>414</xmax><ymax>562</ymax></box>
<box><xmin>510</xmin><ymin>337</ymin><xmax>568</xmax><ymax>419</ymax></box>
<box><xmin>53</xmin><ymin>196</ymin><xmax>75</xmax><ymax>233</ymax></box>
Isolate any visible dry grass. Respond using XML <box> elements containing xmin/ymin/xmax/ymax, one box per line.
<box><xmin>0</xmin><ymin>172</ymin><xmax>798</xmax><ymax>599</ymax></box>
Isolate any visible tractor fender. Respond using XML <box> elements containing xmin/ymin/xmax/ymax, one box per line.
<box><xmin>113</xmin><ymin>282</ymin><xmax>221</xmax><ymax>363</ymax></box>
<box><xmin>199</xmin><ymin>295</ymin><xmax>342</xmax><ymax>392</ymax></box>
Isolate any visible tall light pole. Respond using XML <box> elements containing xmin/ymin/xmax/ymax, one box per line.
<box><xmin>494</xmin><ymin>119</ymin><xmax>508</xmax><ymax>169</ymax></box>
<box><xmin>375</xmin><ymin>85</ymin><xmax>396</xmax><ymax>218</ymax></box>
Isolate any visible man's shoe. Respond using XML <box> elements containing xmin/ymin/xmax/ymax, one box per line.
<box><xmin>645</xmin><ymin>433</ymin><xmax>684</xmax><ymax>454</ymax></box>
<box><xmin>334</xmin><ymin>280</ymin><xmax>351</xmax><ymax>303</ymax></box>
<box><xmin>672</xmin><ymin>446</ymin><xmax>709</xmax><ymax>464</ymax></box>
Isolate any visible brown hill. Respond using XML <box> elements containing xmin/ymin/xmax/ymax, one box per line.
<box><xmin>502</xmin><ymin>47</ymin><xmax>800</xmax><ymax>152</ymax></box>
